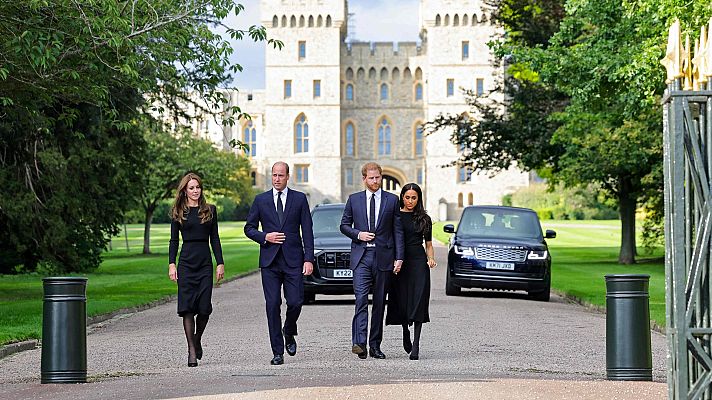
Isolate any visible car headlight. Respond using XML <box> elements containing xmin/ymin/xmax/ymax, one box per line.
<box><xmin>527</xmin><ymin>250</ymin><xmax>548</xmax><ymax>260</ymax></box>
<box><xmin>454</xmin><ymin>245</ymin><xmax>474</xmax><ymax>256</ymax></box>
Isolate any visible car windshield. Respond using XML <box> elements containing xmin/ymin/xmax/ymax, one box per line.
<box><xmin>312</xmin><ymin>207</ymin><xmax>344</xmax><ymax>236</ymax></box>
<box><xmin>457</xmin><ymin>208</ymin><xmax>543</xmax><ymax>240</ymax></box>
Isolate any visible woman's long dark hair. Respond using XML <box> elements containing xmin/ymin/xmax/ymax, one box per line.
<box><xmin>170</xmin><ymin>172</ymin><xmax>213</xmax><ymax>224</ymax></box>
<box><xmin>399</xmin><ymin>183</ymin><xmax>431</xmax><ymax>233</ymax></box>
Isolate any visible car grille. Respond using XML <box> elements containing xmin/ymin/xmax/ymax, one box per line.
<box><xmin>316</xmin><ymin>251</ymin><xmax>351</xmax><ymax>269</ymax></box>
<box><xmin>474</xmin><ymin>247</ymin><xmax>527</xmax><ymax>262</ymax></box>
<box><xmin>454</xmin><ymin>260</ymin><xmax>476</xmax><ymax>274</ymax></box>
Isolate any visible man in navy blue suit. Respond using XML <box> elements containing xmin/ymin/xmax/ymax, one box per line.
<box><xmin>340</xmin><ymin>162</ymin><xmax>404</xmax><ymax>359</ymax></box>
<box><xmin>245</xmin><ymin>161</ymin><xmax>314</xmax><ymax>365</ymax></box>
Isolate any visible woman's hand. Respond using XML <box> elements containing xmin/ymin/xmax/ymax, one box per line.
<box><xmin>216</xmin><ymin>264</ymin><xmax>225</xmax><ymax>282</ymax></box>
<box><xmin>427</xmin><ymin>257</ymin><xmax>437</xmax><ymax>269</ymax></box>
<box><xmin>168</xmin><ymin>263</ymin><xmax>178</xmax><ymax>281</ymax></box>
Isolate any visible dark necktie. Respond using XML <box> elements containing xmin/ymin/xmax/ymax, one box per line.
<box><xmin>277</xmin><ymin>191</ymin><xmax>284</xmax><ymax>225</ymax></box>
<box><xmin>369</xmin><ymin>193</ymin><xmax>376</xmax><ymax>232</ymax></box>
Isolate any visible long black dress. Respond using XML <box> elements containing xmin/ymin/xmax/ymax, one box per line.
<box><xmin>168</xmin><ymin>205</ymin><xmax>224</xmax><ymax>317</ymax></box>
<box><xmin>386</xmin><ymin>212</ymin><xmax>431</xmax><ymax>325</ymax></box>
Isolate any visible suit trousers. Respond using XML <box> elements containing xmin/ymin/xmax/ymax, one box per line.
<box><xmin>260</xmin><ymin>249</ymin><xmax>304</xmax><ymax>356</ymax></box>
<box><xmin>352</xmin><ymin>248</ymin><xmax>391</xmax><ymax>348</ymax></box>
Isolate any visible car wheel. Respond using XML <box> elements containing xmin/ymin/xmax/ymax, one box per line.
<box><xmin>528</xmin><ymin>275</ymin><xmax>551</xmax><ymax>302</ymax></box>
<box><xmin>304</xmin><ymin>292</ymin><xmax>316</xmax><ymax>304</ymax></box>
<box><xmin>445</xmin><ymin>272</ymin><xmax>461</xmax><ymax>296</ymax></box>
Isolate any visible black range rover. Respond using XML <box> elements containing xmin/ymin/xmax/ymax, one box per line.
<box><xmin>444</xmin><ymin>206</ymin><xmax>556</xmax><ymax>301</ymax></box>
<box><xmin>303</xmin><ymin>203</ymin><xmax>353</xmax><ymax>303</ymax></box>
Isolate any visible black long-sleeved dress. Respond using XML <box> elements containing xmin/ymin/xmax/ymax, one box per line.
<box><xmin>169</xmin><ymin>205</ymin><xmax>224</xmax><ymax>317</ymax></box>
<box><xmin>386</xmin><ymin>212</ymin><xmax>432</xmax><ymax>325</ymax></box>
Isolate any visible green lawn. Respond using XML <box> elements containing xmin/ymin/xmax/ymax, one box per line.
<box><xmin>433</xmin><ymin>220</ymin><xmax>666</xmax><ymax>328</ymax></box>
<box><xmin>0</xmin><ymin>222</ymin><xmax>259</xmax><ymax>345</ymax></box>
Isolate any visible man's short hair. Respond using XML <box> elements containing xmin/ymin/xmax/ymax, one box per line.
<box><xmin>361</xmin><ymin>162</ymin><xmax>382</xmax><ymax>177</ymax></box>
<box><xmin>272</xmin><ymin>161</ymin><xmax>290</xmax><ymax>174</ymax></box>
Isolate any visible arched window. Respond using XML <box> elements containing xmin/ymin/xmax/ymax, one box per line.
<box><xmin>453</xmin><ymin>14</ymin><xmax>459</xmax><ymax>26</ymax></box>
<box><xmin>368</xmin><ymin>67</ymin><xmax>376</xmax><ymax>80</ymax></box>
<box><xmin>295</xmin><ymin>114</ymin><xmax>309</xmax><ymax>153</ymax></box>
<box><xmin>414</xmin><ymin>123</ymin><xmax>424</xmax><ymax>156</ymax></box>
<box><xmin>458</xmin><ymin>193</ymin><xmax>464</xmax><ymax>207</ymax></box>
<box><xmin>378</xmin><ymin>117</ymin><xmax>391</xmax><ymax>155</ymax></box>
<box><xmin>444</xmin><ymin>14</ymin><xmax>450</xmax><ymax>26</ymax></box>
<box><xmin>462</xmin><ymin>14</ymin><xmax>469</xmax><ymax>25</ymax></box>
<box><xmin>299</xmin><ymin>15</ymin><xmax>305</xmax><ymax>27</ymax></box>
<box><xmin>380</xmin><ymin>83</ymin><xmax>388</xmax><ymax>100</ymax></box>
<box><xmin>282</xmin><ymin>15</ymin><xmax>287</xmax><ymax>27</ymax></box>
<box><xmin>345</xmin><ymin>83</ymin><xmax>354</xmax><ymax>100</ymax></box>
<box><xmin>345</xmin><ymin>122</ymin><xmax>355</xmax><ymax>156</ymax></box>
<box><xmin>392</xmin><ymin>67</ymin><xmax>400</xmax><ymax>81</ymax></box>
<box><xmin>317</xmin><ymin>15</ymin><xmax>323</xmax><ymax>27</ymax></box>
<box><xmin>415</xmin><ymin>67</ymin><xmax>422</xmax><ymax>80</ymax></box>
<box><xmin>468</xmin><ymin>193</ymin><xmax>474</xmax><ymax>205</ymax></box>
<box><xmin>272</xmin><ymin>16</ymin><xmax>278</xmax><ymax>28</ymax></box>
<box><xmin>326</xmin><ymin>15</ymin><xmax>332</xmax><ymax>27</ymax></box>
<box><xmin>308</xmin><ymin>15</ymin><xmax>314</xmax><ymax>27</ymax></box>
<box><xmin>345</xmin><ymin>67</ymin><xmax>354</xmax><ymax>80</ymax></box>
<box><xmin>357</xmin><ymin>67</ymin><xmax>365</xmax><ymax>80</ymax></box>
<box><xmin>243</xmin><ymin>121</ymin><xmax>257</xmax><ymax>157</ymax></box>
<box><xmin>414</xmin><ymin>82</ymin><xmax>423</xmax><ymax>101</ymax></box>
<box><xmin>290</xmin><ymin>15</ymin><xmax>296</xmax><ymax>27</ymax></box>
<box><xmin>380</xmin><ymin>67</ymin><xmax>389</xmax><ymax>81</ymax></box>
<box><xmin>435</xmin><ymin>14</ymin><xmax>441</xmax><ymax>26</ymax></box>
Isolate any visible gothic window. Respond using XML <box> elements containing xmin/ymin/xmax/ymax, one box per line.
<box><xmin>378</xmin><ymin>117</ymin><xmax>392</xmax><ymax>155</ymax></box>
<box><xmin>317</xmin><ymin>15</ymin><xmax>323</xmax><ymax>27</ymax></box>
<box><xmin>414</xmin><ymin>123</ymin><xmax>424</xmax><ymax>156</ymax></box>
<box><xmin>290</xmin><ymin>15</ymin><xmax>296</xmax><ymax>27</ymax></box>
<box><xmin>415</xmin><ymin>83</ymin><xmax>423</xmax><ymax>101</ymax></box>
<box><xmin>345</xmin><ymin>122</ymin><xmax>355</xmax><ymax>156</ymax></box>
<box><xmin>435</xmin><ymin>14</ymin><xmax>441</xmax><ymax>26</ymax></box>
<box><xmin>313</xmin><ymin>80</ymin><xmax>321</xmax><ymax>98</ymax></box>
<box><xmin>299</xmin><ymin>15</ymin><xmax>305</xmax><ymax>27</ymax></box>
<box><xmin>326</xmin><ymin>15</ymin><xmax>332</xmax><ymax>27</ymax></box>
<box><xmin>284</xmin><ymin>80</ymin><xmax>292</xmax><ymax>98</ymax></box>
<box><xmin>462</xmin><ymin>41</ymin><xmax>469</xmax><ymax>60</ymax></box>
<box><xmin>272</xmin><ymin>16</ymin><xmax>278</xmax><ymax>27</ymax></box>
<box><xmin>298</xmin><ymin>41</ymin><xmax>306</xmax><ymax>59</ymax></box>
<box><xmin>295</xmin><ymin>114</ymin><xmax>309</xmax><ymax>153</ymax></box>
<box><xmin>476</xmin><ymin>78</ymin><xmax>484</xmax><ymax>96</ymax></box>
<box><xmin>380</xmin><ymin>83</ymin><xmax>388</xmax><ymax>100</ymax></box>
<box><xmin>454</xmin><ymin>14</ymin><xmax>459</xmax><ymax>26</ymax></box>
<box><xmin>463</xmin><ymin>14</ymin><xmax>469</xmax><ymax>25</ymax></box>
<box><xmin>458</xmin><ymin>193</ymin><xmax>464</xmax><ymax>207</ymax></box>
<box><xmin>447</xmin><ymin>79</ymin><xmax>454</xmax><ymax>97</ymax></box>
<box><xmin>345</xmin><ymin>83</ymin><xmax>354</xmax><ymax>100</ymax></box>
<box><xmin>468</xmin><ymin>193</ymin><xmax>474</xmax><ymax>205</ymax></box>
<box><xmin>243</xmin><ymin>121</ymin><xmax>256</xmax><ymax>157</ymax></box>
<box><xmin>282</xmin><ymin>15</ymin><xmax>287</xmax><ymax>27</ymax></box>
<box><xmin>308</xmin><ymin>15</ymin><xmax>314</xmax><ymax>27</ymax></box>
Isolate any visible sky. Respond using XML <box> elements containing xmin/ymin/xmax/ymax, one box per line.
<box><xmin>222</xmin><ymin>0</ymin><xmax>420</xmax><ymax>90</ymax></box>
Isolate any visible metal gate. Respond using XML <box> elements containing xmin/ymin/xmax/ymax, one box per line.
<box><xmin>662</xmin><ymin>19</ymin><xmax>712</xmax><ymax>400</ymax></box>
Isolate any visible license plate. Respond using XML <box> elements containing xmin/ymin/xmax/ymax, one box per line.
<box><xmin>333</xmin><ymin>269</ymin><xmax>353</xmax><ymax>278</ymax></box>
<box><xmin>485</xmin><ymin>262</ymin><xmax>515</xmax><ymax>271</ymax></box>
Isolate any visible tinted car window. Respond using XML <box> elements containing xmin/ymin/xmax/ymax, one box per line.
<box><xmin>312</xmin><ymin>207</ymin><xmax>344</xmax><ymax>235</ymax></box>
<box><xmin>458</xmin><ymin>207</ymin><xmax>542</xmax><ymax>240</ymax></box>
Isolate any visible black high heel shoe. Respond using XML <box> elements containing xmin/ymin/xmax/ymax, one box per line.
<box><xmin>188</xmin><ymin>352</ymin><xmax>198</xmax><ymax>367</ymax></box>
<box><xmin>403</xmin><ymin>330</ymin><xmax>413</xmax><ymax>354</ymax></box>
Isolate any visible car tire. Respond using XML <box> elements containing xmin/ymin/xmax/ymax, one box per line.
<box><xmin>528</xmin><ymin>274</ymin><xmax>551</xmax><ymax>302</ymax></box>
<box><xmin>445</xmin><ymin>272</ymin><xmax>461</xmax><ymax>296</ymax></box>
<box><xmin>304</xmin><ymin>292</ymin><xmax>316</xmax><ymax>304</ymax></box>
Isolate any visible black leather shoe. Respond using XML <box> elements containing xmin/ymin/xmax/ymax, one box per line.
<box><xmin>369</xmin><ymin>347</ymin><xmax>386</xmax><ymax>359</ymax></box>
<box><xmin>188</xmin><ymin>353</ymin><xmax>198</xmax><ymax>367</ymax></box>
<box><xmin>403</xmin><ymin>331</ymin><xmax>412</xmax><ymax>354</ymax></box>
<box><xmin>270</xmin><ymin>354</ymin><xmax>284</xmax><ymax>365</ymax></box>
<box><xmin>285</xmin><ymin>333</ymin><xmax>297</xmax><ymax>356</ymax></box>
<box><xmin>352</xmin><ymin>343</ymin><xmax>367</xmax><ymax>359</ymax></box>
<box><xmin>409</xmin><ymin>353</ymin><xmax>419</xmax><ymax>360</ymax></box>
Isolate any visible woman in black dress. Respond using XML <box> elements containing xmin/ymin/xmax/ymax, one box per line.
<box><xmin>168</xmin><ymin>172</ymin><xmax>225</xmax><ymax>367</ymax></box>
<box><xmin>386</xmin><ymin>183</ymin><xmax>436</xmax><ymax>360</ymax></box>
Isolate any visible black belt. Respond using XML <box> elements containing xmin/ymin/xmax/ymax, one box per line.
<box><xmin>183</xmin><ymin>239</ymin><xmax>208</xmax><ymax>243</ymax></box>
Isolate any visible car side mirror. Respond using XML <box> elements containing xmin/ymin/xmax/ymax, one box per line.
<box><xmin>545</xmin><ymin>229</ymin><xmax>557</xmax><ymax>239</ymax></box>
<box><xmin>444</xmin><ymin>224</ymin><xmax>455</xmax><ymax>233</ymax></box>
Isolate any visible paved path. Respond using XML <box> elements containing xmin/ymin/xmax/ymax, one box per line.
<box><xmin>0</xmin><ymin>244</ymin><xmax>668</xmax><ymax>399</ymax></box>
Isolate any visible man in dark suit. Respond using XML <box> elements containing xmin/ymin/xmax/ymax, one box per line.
<box><xmin>245</xmin><ymin>161</ymin><xmax>314</xmax><ymax>365</ymax></box>
<box><xmin>340</xmin><ymin>162</ymin><xmax>404</xmax><ymax>359</ymax></box>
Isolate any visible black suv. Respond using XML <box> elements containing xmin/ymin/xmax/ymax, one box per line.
<box><xmin>444</xmin><ymin>206</ymin><xmax>556</xmax><ymax>301</ymax></box>
<box><xmin>303</xmin><ymin>203</ymin><xmax>353</xmax><ymax>303</ymax></box>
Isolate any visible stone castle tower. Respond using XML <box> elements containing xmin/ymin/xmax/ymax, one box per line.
<box><xmin>215</xmin><ymin>0</ymin><xmax>529</xmax><ymax>221</ymax></box>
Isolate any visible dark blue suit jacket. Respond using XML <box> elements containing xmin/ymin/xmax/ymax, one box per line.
<box><xmin>340</xmin><ymin>190</ymin><xmax>404</xmax><ymax>271</ymax></box>
<box><xmin>244</xmin><ymin>188</ymin><xmax>314</xmax><ymax>269</ymax></box>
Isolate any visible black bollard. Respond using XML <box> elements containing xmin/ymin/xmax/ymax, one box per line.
<box><xmin>41</xmin><ymin>277</ymin><xmax>88</xmax><ymax>384</ymax></box>
<box><xmin>605</xmin><ymin>274</ymin><xmax>652</xmax><ymax>381</ymax></box>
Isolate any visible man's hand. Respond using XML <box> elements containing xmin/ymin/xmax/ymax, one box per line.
<box><xmin>265</xmin><ymin>232</ymin><xmax>286</xmax><ymax>244</ymax></box>
<box><xmin>216</xmin><ymin>264</ymin><xmax>225</xmax><ymax>282</ymax></box>
<box><xmin>303</xmin><ymin>261</ymin><xmax>313</xmax><ymax>276</ymax></box>
<box><xmin>357</xmin><ymin>231</ymin><xmax>375</xmax><ymax>242</ymax></box>
<box><xmin>393</xmin><ymin>259</ymin><xmax>403</xmax><ymax>274</ymax></box>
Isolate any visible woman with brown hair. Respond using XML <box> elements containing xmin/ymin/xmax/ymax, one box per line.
<box><xmin>386</xmin><ymin>182</ymin><xmax>436</xmax><ymax>360</ymax></box>
<box><xmin>168</xmin><ymin>172</ymin><xmax>224</xmax><ymax>367</ymax></box>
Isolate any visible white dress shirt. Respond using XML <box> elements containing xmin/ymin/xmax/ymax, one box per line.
<box><xmin>272</xmin><ymin>187</ymin><xmax>288</xmax><ymax>213</ymax></box>
<box><xmin>365</xmin><ymin>188</ymin><xmax>381</xmax><ymax>237</ymax></box>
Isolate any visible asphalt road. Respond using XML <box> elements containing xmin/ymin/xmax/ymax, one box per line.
<box><xmin>0</xmin><ymin>243</ymin><xmax>668</xmax><ymax>399</ymax></box>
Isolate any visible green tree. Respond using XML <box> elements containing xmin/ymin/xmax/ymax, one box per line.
<box><xmin>136</xmin><ymin>118</ymin><xmax>252</xmax><ymax>254</ymax></box>
<box><xmin>0</xmin><ymin>1</ymin><xmax>279</xmax><ymax>273</ymax></box>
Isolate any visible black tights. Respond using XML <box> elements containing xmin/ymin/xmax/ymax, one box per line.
<box><xmin>182</xmin><ymin>313</ymin><xmax>210</xmax><ymax>361</ymax></box>
<box><xmin>402</xmin><ymin>322</ymin><xmax>423</xmax><ymax>355</ymax></box>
